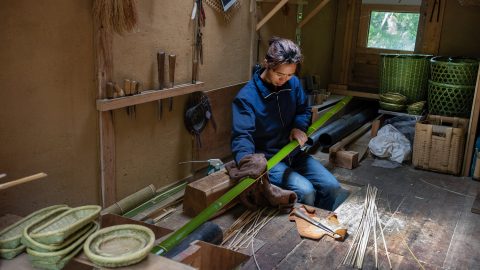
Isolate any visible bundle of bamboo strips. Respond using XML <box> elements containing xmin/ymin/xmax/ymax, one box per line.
<box><xmin>222</xmin><ymin>207</ymin><xmax>278</xmax><ymax>251</ymax></box>
<box><xmin>342</xmin><ymin>185</ymin><xmax>392</xmax><ymax>269</ymax></box>
<box><xmin>93</xmin><ymin>0</ymin><xmax>137</xmax><ymax>34</ymax></box>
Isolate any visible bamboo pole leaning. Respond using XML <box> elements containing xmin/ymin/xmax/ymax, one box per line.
<box><xmin>151</xmin><ymin>96</ymin><xmax>353</xmax><ymax>256</ymax></box>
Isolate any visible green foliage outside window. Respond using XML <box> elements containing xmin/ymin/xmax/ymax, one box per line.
<box><xmin>367</xmin><ymin>11</ymin><xmax>420</xmax><ymax>51</ymax></box>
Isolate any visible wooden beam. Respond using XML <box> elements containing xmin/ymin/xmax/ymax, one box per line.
<box><xmin>298</xmin><ymin>0</ymin><xmax>331</xmax><ymax>28</ymax></box>
<box><xmin>96</xmin><ymin>82</ymin><xmax>204</xmax><ymax>111</ymax></box>
<box><xmin>329</xmin><ymin>89</ymin><xmax>379</xmax><ymax>100</ymax></box>
<box><xmin>94</xmin><ymin>13</ymin><xmax>116</xmax><ymax>207</ymax></box>
<box><xmin>419</xmin><ymin>0</ymin><xmax>446</xmax><ymax>54</ymax></box>
<box><xmin>256</xmin><ymin>0</ymin><xmax>289</xmax><ymax>31</ymax></box>
<box><xmin>463</xmin><ymin>69</ymin><xmax>480</xmax><ymax>176</ymax></box>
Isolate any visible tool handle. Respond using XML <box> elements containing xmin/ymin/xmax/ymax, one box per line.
<box><xmin>124</xmin><ymin>79</ymin><xmax>131</xmax><ymax>95</ymax></box>
<box><xmin>0</xmin><ymin>173</ymin><xmax>47</xmax><ymax>190</ymax></box>
<box><xmin>157</xmin><ymin>52</ymin><xmax>165</xmax><ymax>89</ymax></box>
<box><xmin>169</xmin><ymin>54</ymin><xmax>176</xmax><ymax>88</ymax></box>
<box><xmin>192</xmin><ymin>59</ymin><xmax>198</xmax><ymax>84</ymax></box>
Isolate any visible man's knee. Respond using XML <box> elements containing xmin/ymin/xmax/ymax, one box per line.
<box><xmin>296</xmin><ymin>187</ymin><xmax>315</xmax><ymax>206</ymax></box>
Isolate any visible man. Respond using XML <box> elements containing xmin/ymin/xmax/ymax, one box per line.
<box><xmin>231</xmin><ymin>37</ymin><xmax>343</xmax><ymax>211</ymax></box>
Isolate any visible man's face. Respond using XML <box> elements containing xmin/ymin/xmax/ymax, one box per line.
<box><xmin>266</xmin><ymin>63</ymin><xmax>297</xmax><ymax>87</ymax></box>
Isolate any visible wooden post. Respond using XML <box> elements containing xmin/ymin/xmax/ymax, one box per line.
<box><xmin>463</xmin><ymin>69</ymin><xmax>480</xmax><ymax>176</ymax></box>
<box><xmin>94</xmin><ymin>12</ymin><xmax>116</xmax><ymax>207</ymax></box>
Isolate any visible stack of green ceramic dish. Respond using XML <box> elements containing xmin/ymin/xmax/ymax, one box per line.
<box><xmin>83</xmin><ymin>224</ymin><xmax>155</xmax><ymax>268</ymax></box>
<box><xmin>379</xmin><ymin>92</ymin><xmax>407</xmax><ymax>112</ymax></box>
<box><xmin>23</xmin><ymin>205</ymin><xmax>101</xmax><ymax>270</ymax></box>
<box><xmin>0</xmin><ymin>205</ymin><xmax>67</xmax><ymax>260</ymax></box>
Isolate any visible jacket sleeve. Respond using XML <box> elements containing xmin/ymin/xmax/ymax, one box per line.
<box><xmin>231</xmin><ymin>97</ymin><xmax>256</xmax><ymax>164</ymax></box>
<box><xmin>293</xmin><ymin>77</ymin><xmax>312</xmax><ymax>132</ymax></box>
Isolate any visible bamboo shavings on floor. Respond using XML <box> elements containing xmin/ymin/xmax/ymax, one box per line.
<box><xmin>341</xmin><ymin>185</ymin><xmax>392</xmax><ymax>269</ymax></box>
<box><xmin>222</xmin><ymin>207</ymin><xmax>278</xmax><ymax>251</ymax></box>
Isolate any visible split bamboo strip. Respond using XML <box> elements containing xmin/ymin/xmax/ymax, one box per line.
<box><xmin>151</xmin><ymin>96</ymin><xmax>353</xmax><ymax>256</ymax></box>
<box><xmin>0</xmin><ymin>173</ymin><xmax>47</xmax><ymax>190</ymax></box>
<box><xmin>123</xmin><ymin>181</ymin><xmax>187</xmax><ymax>218</ymax></box>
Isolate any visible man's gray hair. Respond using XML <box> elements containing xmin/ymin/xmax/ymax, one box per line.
<box><xmin>264</xmin><ymin>37</ymin><xmax>303</xmax><ymax>69</ymax></box>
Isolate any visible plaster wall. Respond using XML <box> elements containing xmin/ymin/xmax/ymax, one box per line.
<box><xmin>0</xmin><ymin>0</ymin><xmax>98</xmax><ymax>215</ymax></box>
<box><xmin>0</xmin><ymin>1</ymin><xmax>253</xmax><ymax>214</ymax></box>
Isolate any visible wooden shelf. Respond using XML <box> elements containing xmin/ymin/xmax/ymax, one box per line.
<box><xmin>96</xmin><ymin>82</ymin><xmax>204</xmax><ymax>111</ymax></box>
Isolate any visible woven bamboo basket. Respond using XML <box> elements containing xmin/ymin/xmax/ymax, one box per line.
<box><xmin>30</xmin><ymin>205</ymin><xmax>101</xmax><ymax>245</ymax></box>
<box><xmin>83</xmin><ymin>224</ymin><xmax>155</xmax><ymax>268</ymax></box>
<box><xmin>428</xmin><ymin>80</ymin><xmax>475</xmax><ymax>117</ymax></box>
<box><xmin>430</xmin><ymin>56</ymin><xmax>479</xmax><ymax>86</ymax></box>
<box><xmin>379</xmin><ymin>54</ymin><xmax>432</xmax><ymax>103</ymax></box>
<box><xmin>412</xmin><ymin>115</ymin><xmax>469</xmax><ymax>175</ymax></box>
<box><xmin>0</xmin><ymin>244</ymin><xmax>26</xmax><ymax>260</ymax></box>
<box><xmin>22</xmin><ymin>207</ymin><xmax>70</xmax><ymax>251</ymax></box>
<box><xmin>0</xmin><ymin>205</ymin><xmax>67</xmax><ymax>250</ymax></box>
<box><xmin>27</xmin><ymin>222</ymin><xmax>98</xmax><ymax>270</ymax></box>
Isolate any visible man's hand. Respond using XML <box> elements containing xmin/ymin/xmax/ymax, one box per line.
<box><xmin>290</xmin><ymin>128</ymin><xmax>308</xmax><ymax>146</ymax></box>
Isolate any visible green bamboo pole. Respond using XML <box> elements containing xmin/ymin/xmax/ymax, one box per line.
<box><xmin>151</xmin><ymin>96</ymin><xmax>352</xmax><ymax>255</ymax></box>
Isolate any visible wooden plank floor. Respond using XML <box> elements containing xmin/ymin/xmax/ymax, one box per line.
<box><xmin>236</xmin><ymin>157</ymin><xmax>480</xmax><ymax>269</ymax></box>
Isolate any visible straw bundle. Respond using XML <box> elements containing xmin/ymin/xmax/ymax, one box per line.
<box><xmin>93</xmin><ymin>0</ymin><xmax>138</xmax><ymax>34</ymax></box>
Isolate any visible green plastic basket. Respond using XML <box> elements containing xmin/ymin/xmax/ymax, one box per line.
<box><xmin>430</xmin><ymin>56</ymin><xmax>479</xmax><ymax>86</ymax></box>
<box><xmin>428</xmin><ymin>80</ymin><xmax>475</xmax><ymax>117</ymax></box>
<box><xmin>380</xmin><ymin>54</ymin><xmax>432</xmax><ymax>103</ymax></box>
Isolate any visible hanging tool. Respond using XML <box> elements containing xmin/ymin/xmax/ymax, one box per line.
<box><xmin>178</xmin><ymin>159</ymin><xmax>224</xmax><ymax>175</ymax></box>
<box><xmin>191</xmin><ymin>0</ymin><xmax>205</xmax><ymax>83</ymax></box>
<box><xmin>157</xmin><ymin>51</ymin><xmax>165</xmax><ymax>120</ymax></box>
<box><xmin>168</xmin><ymin>54</ymin><xmax>176</xmax><ymax>112</ymax></box>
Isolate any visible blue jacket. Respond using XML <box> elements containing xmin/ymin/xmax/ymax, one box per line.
<box><xmin>231</xmin><ymin>69</ymin><xmax>311</xmax><ymax>164</ymax></box>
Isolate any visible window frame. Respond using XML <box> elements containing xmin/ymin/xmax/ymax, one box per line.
<box><xmin>357</xmin><ymin>4</ymin><xmax>421</xmax><ymax>54</ymax></box>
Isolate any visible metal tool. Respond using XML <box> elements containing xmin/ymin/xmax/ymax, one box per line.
<box><xmin>168</xmin><ymin>54</ymin><xmax>176</xmax><ymax>111</ymax></box>
<box><xmin>178</xmin><ymin>159</ymin><xmax>224</xmax><ymax>175</ymax></box>
<box><xmin>292</xmin><ymin>209</ymin><xmax>342</xmax><ymax>238</ymax></box>
<box><xmin>157</xmin><ymin>51</ymin><xmax>165</xmax><ymax>120</ymax></box>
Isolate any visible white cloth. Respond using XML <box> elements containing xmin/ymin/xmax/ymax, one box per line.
<box><xmin>368</xmin><ymin>124</ymin><xmax>411</xmax><ymax>163</ymax></box>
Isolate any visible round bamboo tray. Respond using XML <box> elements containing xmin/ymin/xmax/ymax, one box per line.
<box><xmin>83</xmin><ymin>224</ymin><xmax>155</xmax><ymax>268</ymax></box>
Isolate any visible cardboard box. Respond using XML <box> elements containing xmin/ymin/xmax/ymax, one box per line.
<box><xmin>412</xmin><ymin>115</ymin><xmax>469</xmax><ymax>175</ymax></box>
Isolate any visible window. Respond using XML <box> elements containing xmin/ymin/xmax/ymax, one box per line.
<box><xmin>367</xmin><ymin>11</ymin><xmax>420</xmax><ymax>51</ymax></box>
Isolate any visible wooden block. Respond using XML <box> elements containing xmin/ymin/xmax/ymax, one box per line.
<box><xmin>371</xmin><ymin>115</ymin><xmax>385</xmax><ymax>137</ymax></box>
<box><xmin>183</xmin><ymin>171</ymin><xmax>236</xmax><ymax>217</ymax></box>
<box><xmin>334</xmin><ymin>150</ymin><xmax>359</xmax><ymax>170</ymax></box>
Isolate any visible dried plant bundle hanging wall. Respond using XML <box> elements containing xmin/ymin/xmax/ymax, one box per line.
<box><xmin>93</xmin><ymin>0</ymin><xmax>138</xmax><ymax>34</ymax></box>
